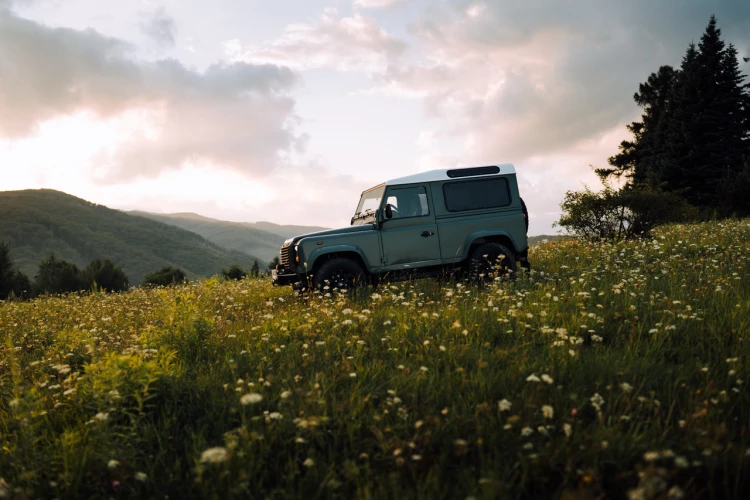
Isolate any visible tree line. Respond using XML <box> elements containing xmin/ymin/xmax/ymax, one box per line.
<box><xmin>558</xmin><ymin>16</ymin><xmax>750</xmax><ymax>238</ymax></box>
<box><xmin>0</xmin><ymin>240</ymin><xmax>272</xmax><ymax>300</ymax></box>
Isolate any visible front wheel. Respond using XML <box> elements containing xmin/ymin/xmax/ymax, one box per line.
<box><xmin>312</xmin><ymin>258</ymin><xmax>367</xmax><ymax>292</ymax></box>
<box><xmin>467</xmin><ymin>242</ymin><xmax>516</xmax><ymax>283</ymax></box>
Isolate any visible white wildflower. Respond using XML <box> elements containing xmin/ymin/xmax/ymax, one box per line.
<box><xmin>240</xmin><ymin>393</ymin><xmax>263</xmax><ymax>405</ymax></box>
<box><xmin>200</xmin><ymin>447</ymin><xmax>229</xmax><ymax>464</ymax></box>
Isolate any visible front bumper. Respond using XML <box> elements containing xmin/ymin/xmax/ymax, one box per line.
<box><xmin>272</xmin><ymin>266</ymin><xmax>302</xmax><ymax>287</ymax></box>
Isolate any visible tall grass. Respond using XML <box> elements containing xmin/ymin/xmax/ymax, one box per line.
<box><xmin>1</xmin><ymin>219</ymin><xmax>749</xmax><ymax>499</ymax></box>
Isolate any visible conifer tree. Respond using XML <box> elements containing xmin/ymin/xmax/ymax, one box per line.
<box><xmin>603</xmin><ymin>65</ymin><xmax>678</xmax><ymax>184</ymax></box>
<box><xmin>604</xmin><ymin>15</ymin><xmax>750</xmax><ymax>212</ymax></box>
<box><xmin>661</xmin><ymin>16</ymin><xmax>749</xmax><ymax>207</ymax></box>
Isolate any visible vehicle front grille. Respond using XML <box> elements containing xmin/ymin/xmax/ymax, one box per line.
<box><xmin>280</xmin><ymin>245</ymin><xmax>291</xmax><ymax>267</ymax></box>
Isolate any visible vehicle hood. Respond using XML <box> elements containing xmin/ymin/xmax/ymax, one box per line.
<box><xmin>294</xmin><ymin>224</ymin><xmax>374</xmax><ymax>242</ymax></box>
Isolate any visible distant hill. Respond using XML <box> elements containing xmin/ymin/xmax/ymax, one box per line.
<box><xmin>249</xmin><ymin>221</ymin><xmax>330</xmax><ymax>239</ymax></box>
<box><xmin>0</xmin><ymin>190</ymin><xmax>264</xmax><ymax>285</ymax></box>
<box><xmin>131</xmin><ymin>212</ymin><xmax>328</xmax><ymax>263</ymax></box>
<box><xmin>528</xmin><ymin>234</ymin><xmax>569</xmax><ymax>245</ymax></box>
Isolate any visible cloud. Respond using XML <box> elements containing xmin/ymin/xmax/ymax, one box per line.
<box><xmin>383</xmin><ymin>0</ymin><xmax>750</xmax><ymax>164</ymax></box>
<box><xmin>0</xmin><ymin>9</ymin><xmax>303</xmax><ymax>181</ymax></box>
<box><xmin>228</xmin><ymin>10</ymin><xmax>406</xmax><ymax>73</ymax></box>
<box><xmin>353</xmin><ymin>0</ymin><xmax>408</xmax><ymax>8</ymax></box>
<box><xmin>140</xmin><ymin>7</ymin><xmax>176</xmax><ymax>47</ymax></box>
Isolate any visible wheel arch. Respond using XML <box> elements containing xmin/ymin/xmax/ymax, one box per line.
<box><xmin>464</xmin><ymin>232</ymin><xmax>518</xmax><ymax>262</ymax></box>
<box><xmin>308</xmin><ymin>248</ymin><xmax>369</xmax><ymax>278</ymax></box>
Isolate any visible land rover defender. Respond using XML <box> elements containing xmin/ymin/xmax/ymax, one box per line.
<box><xmin>272</xmin><ymin>164</ymin><xmax>529</xmax><ymax>290</ymax></box>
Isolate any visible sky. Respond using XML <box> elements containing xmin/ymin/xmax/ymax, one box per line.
<box><xmin>1</xmin><ymin>0</ymin><xmax>749</xmax><ymax>234</ymax></box>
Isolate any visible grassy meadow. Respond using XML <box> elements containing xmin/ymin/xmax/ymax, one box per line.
<box><xmin>1</xmin><ymin>219</ymin><xmax>749</xmax><ymax>499</ymax></box>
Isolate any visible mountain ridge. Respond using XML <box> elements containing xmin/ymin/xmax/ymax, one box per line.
<box><xmin>131</xmin><ymin>211</ymin><xmax>328</xmax><ymax>263</ymax></box>
<box><xmin>0</xmin><ymin>189</ymin><xmax>264</xmax><ymax>284</ymax></box>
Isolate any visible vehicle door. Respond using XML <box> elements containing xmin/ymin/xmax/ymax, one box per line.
<box><xmin>378</xmin><ymin>184</ymin><xmax>441</xmax><ymax>269</ymax></box>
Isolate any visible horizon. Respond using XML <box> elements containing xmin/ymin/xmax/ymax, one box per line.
<box><xmin>2</xmin><ymin>0</ymin><xmax>749</xmax><ymax>234</ymax></box>
<box><xmin>0</xmin><ymin>186</ymin><xmax>565</xmax><ymax>237</ymax></box>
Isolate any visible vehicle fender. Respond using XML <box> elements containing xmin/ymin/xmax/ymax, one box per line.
<box><xmin>459</xmin><ymin>230</ymin><xmax>521</xmax><ymax>261</ymax></box>
<box><xmin>305</xmin><ymin>245</ymin><xmax>371</xmax><ymax>273</ymax></box>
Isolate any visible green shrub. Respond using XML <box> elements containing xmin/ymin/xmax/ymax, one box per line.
<box><xmin>556</xmin><ymin>184</ymin><xmax>694</xmax><ymax>240</ymax></box>
<box><xmin>83</xmin><ymin>259</ymin><xmax>129</xmax><ymax>293</ymax></box>
<box><xmin>220</xmin><ymin>264</ymin><xmax>247</xmax><ymax>281</ymax></box>
<box><xmin>33</xmin><ymin>254</ymin><xmax>85</xmax><ymax>294</ymax></box>
<box><xmin>143</xmin><ymin>266</ymin><xmax>187</xmax><ymax>287</ymax></box>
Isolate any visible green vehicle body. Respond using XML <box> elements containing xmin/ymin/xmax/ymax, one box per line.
<box><xmin>272</xmin><ymin>164</ymin><xmax>529</xmax><ymax>288</ymax></box>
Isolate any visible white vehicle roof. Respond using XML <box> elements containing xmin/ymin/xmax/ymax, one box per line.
<box><xmin>386</xmin><ymin>163</ymin><xmax>515</xmax><ymax>186</ymax></box>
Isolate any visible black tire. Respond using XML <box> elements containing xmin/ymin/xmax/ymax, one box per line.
<box><xmin>312</xmin><ymin>258</ymin><xmax>367</xmax><ymax>292</ymax></box>
<box><xmin>467</xmin><ymin>242</ymin><xmax>516</xmax><ymax>283</ymax></box>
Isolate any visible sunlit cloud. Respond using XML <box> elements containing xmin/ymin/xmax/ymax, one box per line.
<box><xmin>227</xmin><ymin>10</ymin><xmax>406</xmax><ymax>73</ymax></box>
<box><xmin>0</xmin><ymin>8</ymin><xmax>302</xmax><ymax>183</ymax></box>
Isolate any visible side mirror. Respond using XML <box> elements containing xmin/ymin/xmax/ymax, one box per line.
<box><xmin>385</xmin><ymin>204</ymin><xmax>393</xmax><ymax>219</ymax></box>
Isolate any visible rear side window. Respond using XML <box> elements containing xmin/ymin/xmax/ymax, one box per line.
<box><xmin>443</xmin><ymin>178</ymin><xmax>511</xmax><ymax>212</ymax></box>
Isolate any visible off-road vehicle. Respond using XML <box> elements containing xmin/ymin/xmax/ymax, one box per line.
<box><xmin>272</xmin><ymin>164</ymin><xmax>529</xmax><ymax>290</ymax></box>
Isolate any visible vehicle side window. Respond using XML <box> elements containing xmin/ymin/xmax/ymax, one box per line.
<box><xmin>443</xmin><ymin>178</ymin><xmax>511</xmax><ymax>212</ymax></box>
<box><xmin>385</xmin><ymin>186</ymin><xmax>430</xmax><ymax>218</ymax></box>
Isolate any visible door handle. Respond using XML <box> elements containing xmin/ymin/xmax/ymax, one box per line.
<box><xmin>421</xmin><ymin>231</ymin><xmax>434</xmax><ymax>237</ymax></box>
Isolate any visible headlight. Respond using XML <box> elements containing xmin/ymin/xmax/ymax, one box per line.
<box><xmin>295</xmin><ymin>245</ymin><xmax>300</xmax><ymax>263</ymax></box>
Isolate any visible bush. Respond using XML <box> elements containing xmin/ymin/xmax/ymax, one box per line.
<box><xmin>143</xmin><ymin>266</ymin><xmax>187</xmax><ymax>287</ymax></box>
<box><xmin>0</xmin><ymin>242</ymin><xmax>32</xmax><ymax>299</ymax></box>
<box><xmin>221</xmin><ymin>264</ymin><xmax>247</xmax><ymax>281</ymax></box>
<box><xmin>555</xmin><ymin>184</ymin><xmax>695</xmax><ymax>240</ymax></box>
<box><xmin>83</xmin><ymin>259</ymin><xmax>129</xmax><ymax>292</ymax></box>
<box><xmin>34</xmin><ymin>254</ymin><xmax>85</xmax><ymax>295</ymax></box>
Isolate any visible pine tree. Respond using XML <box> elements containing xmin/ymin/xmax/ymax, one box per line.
<box><xmin>606</xmin><ymin>15</ymin><xmax>750</xmax><ymax>211</ymax></box>
<box><xmin>603</xmin><ymin>65</ymin><xmax>678</xmax><ymax>184</ymax></box>
<box><xmin>250</xmin><ymin>260</ymin><xmax>260</xmax><ymax>277</ymax></box>
<box><xmin>0</xmin><ymin>241</ymin><xmax>15</xmax><ymax>299</ymax></box>
<box><xmin>661</xmin><ymin>16</ymin><xmax>749</xmax><ymax>207</ymax></box>
<box><xmin>0</xmin><ymin>241</ymin><xmax>32</xmax><ymax>299</ymax></box>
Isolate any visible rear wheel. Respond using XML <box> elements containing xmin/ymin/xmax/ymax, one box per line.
<box><xmin>312</xmin><ymin>258</ymin><xmax>367</xmax><ymax>292</ymax></box>
<box><xmin>467</xmin><ymin>242</ymin><xmax>516</xmax><ymax>283</ymax></box>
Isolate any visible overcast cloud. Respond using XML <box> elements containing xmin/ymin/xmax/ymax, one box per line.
<box><xmin>0</xmin><ymin>7</ymin><xmax>303</xmax><ymax>182</ymax></box>
<box><xmin>2</xmin><ymin>0</ymin><xmax>750</xmax><ymax>232</ymax></box>
<box><xmin>230</xmin><ymin>9</ymin><xmax>406</xmax><ymax>73</ymax></box>
<box><xmin>379</xmin><ymin>0</ymin><xmax>750</xmax><ymax>164</ymax></box>
<box><xmin>139</xmin><ymin>7</ymin><xmax>176</xmax><ymax>48</ymax></box>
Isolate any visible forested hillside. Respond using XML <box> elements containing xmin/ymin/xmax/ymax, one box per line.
<box><xmin>131</xmin><ymin>212</ymin><xmax>326</xmax><ymax>263</ymax></box>
<box><xmin>0</xmin><ymin>190</ymin><xmax>263</xmax><ymax>284</ymax></box>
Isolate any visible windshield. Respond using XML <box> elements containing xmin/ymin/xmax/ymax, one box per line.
<box><xmin>351</xmin><ymin>184</ymin><xmax>385</xmax><ymax>225</ymax></box>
